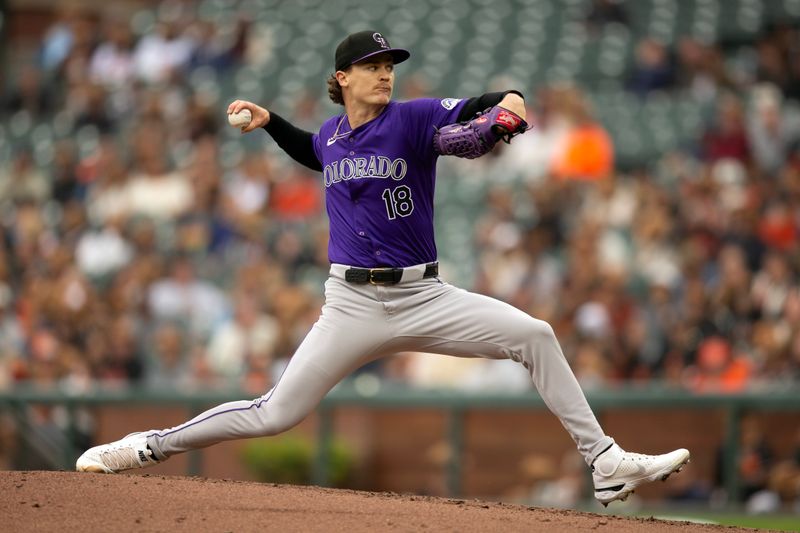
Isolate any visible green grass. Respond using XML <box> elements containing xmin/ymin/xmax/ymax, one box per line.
<box><xmin>645</xmin><ymin>511</ymin><xmax>800</xmax><ymax>531</ymax></box>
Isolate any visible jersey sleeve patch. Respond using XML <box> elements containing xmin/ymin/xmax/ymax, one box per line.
<box><xmin>440</xmin><ymin>98</ymin><xmax>462</xmax><ymax>110</ymax></box>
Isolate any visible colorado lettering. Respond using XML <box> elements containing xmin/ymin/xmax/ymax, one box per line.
<box><xmin>323</xmin><ymin>156</ymin><xmax>407</xmax><ymax>187</ymax></box>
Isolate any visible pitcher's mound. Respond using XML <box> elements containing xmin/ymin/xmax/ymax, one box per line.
<box><xmin>2</xmin><ymin>471</ymin><xmax>752</xmax><ymax>532</ymax></box>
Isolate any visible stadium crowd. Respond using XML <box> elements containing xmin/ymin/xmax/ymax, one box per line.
<box><xmin>1</xmin><ymin>0</ymin><xmax>800</xmax><ymax>508</ymax></box>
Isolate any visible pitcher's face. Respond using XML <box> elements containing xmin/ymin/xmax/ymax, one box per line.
<box><xmin>338</xmin><ymin>53</ymin><xmax>394</xmax><ymax>107</ymax></box>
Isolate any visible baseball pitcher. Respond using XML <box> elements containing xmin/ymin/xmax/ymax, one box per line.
<box><xmin>77</xmin><ymin>31</ymin><xmax>689</xmax><ymax>506</ymax></box>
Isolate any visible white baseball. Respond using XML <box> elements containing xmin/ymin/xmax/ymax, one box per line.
<box><xmin>228</xmin><ymin>109</ymin><xmax>252</xmax><ymax>127</ymax></box>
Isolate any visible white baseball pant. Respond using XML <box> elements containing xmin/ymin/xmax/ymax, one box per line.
<box><xmin>146</xmin><ymin>264</ymin><xmax>614</xmax><ymax>466</ymax></box>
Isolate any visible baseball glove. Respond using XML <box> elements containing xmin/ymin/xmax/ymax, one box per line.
<box><xmin>433</xmin><ymin>105</ymin><xmax>529</xmax><ymax>159</ymax></box>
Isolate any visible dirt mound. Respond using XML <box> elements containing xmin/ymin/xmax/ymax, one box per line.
<box><xmin>2</xmin><ymin>471</ymin><xmax>756</xmax><ymax>532</ymax></box>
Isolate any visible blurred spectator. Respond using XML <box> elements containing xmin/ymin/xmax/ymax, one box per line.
<box><xmin>759</xmin><ymin>428</ymin><xmax>800</xmax><ymax>511</ymax></box>
<box><xmin>631</xmin><ymin>191</ymin><xmax>681</xmax><ymax>289</ymax></box>
<box><xmin>85</xmin><ymin>140</ymin><xmax>131</xmax><ymax>223</ymax></box>
<box><xmin>0</xmin><ymin>283</ymin><xmax>24</xmax><ymax>364</ymax></box>
<box><xmin>52</xmin><ymin>140</ymin><xmax>85</xmax><ymax>205</ymax></box>
<box><xmin>674</xmin><ymin>37</ymin><xmax>734</xmax><ymax>104</ymax></box>
<box><xmin>738</xmin><ymin>416</ymin><xmax>774</xmax><ymax>503</ymax></box>
<box><xmin>50</xmin><ymin>10</ymin><xmax>98</xmax><ymax>86</ymax></box>
<box><xmin>579</xmin><ymin>174</ymin><xmax>637</xmax><ymax>231</ymax></box>
<box><xmin>620</xmin><ymin>284</ymin><xmax>672</xmax><ymax>375</ymax></box>
<box><xmin>72</xmin><ymin>83</ymin><xmax>115</xmax><ymax>134</ymax></box>
<box><xmin>702</xmin><ymin>94</ymin><xmax>751</xmax><ymax>164</ymax></box>
<box><xmin>188</xmin><ymin>19</ymin><xmax>246</xmax><ymax>73</ymax></box>
<box><xmin>711</xmin><ymin>243</ymin><xmax>754</xmax><ymax>323</ymax></box>
<box><xmin>106</xmin><ymin>240</ymin><xmax>163</xmax><ymax>316</ymax></box>
<box><xmin>3</xmin><ymin>65</ymin><xmax>54</xmax><ymax>117</ymax></box>
<box><xmin>133</xmin><ymin>21</ymin><xmax>195</xmax><ymax>84</ymax></box>
<box><xmin>46</xmin><ymin>259</ymin><xmax>97</xmax><ymax>335</ymax></box>
<box><xmin>758</xmin><ymin>199</ymin><xmax>797</xmax><ymax>252</ymax></box>
<box><xmin>97</xmin><ymin>313</ymin><xmax>144</xmax><ymax>382</ymax></box>
<box><xmin>571</xmin><ymin>341</ymin><xmax>610</xmax><ymax>390</ymax></box>
<box><xmin>755</xmin><ymin>29</ymin><xmax>792</xmax><ymax>94</ymax></box>
<box><xmin>626</xmin><ymin>38</ymin><xmax>674</xmax><ymax>97</ymax></box>
<box><xmin>75</xmin><ymin>217</ymin><xmax>133</xmax><ymax>280</ymax></box>
<box><xmin>269</xmin><ymin>169</ymin><xmax>322</xmax><ymax>221</ymax></box>
<box><xmin>144</xmin><ymin>321</ymin><xmax>192</xmax><ymax>388</ymax></box>
<box><xmin>751</xmin><ymin>251</ymin><xmax>793</xmax><ymax>320</ymax></box>
<box><xmin>90</xmin><ymin>17</ymin><xmax>136</xmax><ymax>89</ymax></box>
<box><xmin>268</xmin><ymin>285</ymin><xmax>321</xmax><ymax>357</ymax></box>
<box><xmin>550</xmin><ymin>87</ymin><xmax>614</xmax><ymax>181</ymax></box>
<box><xmin>0</xmin><ymin>148</ymin><xmax>50</xmax><ymax>206</ymax></box>
<box><xmin>746</xmin><ymin>84</ymin><xmax>800</xmax><ymax>177</ymax></box>
<box><xmin>473</xmin><ymin>186</ymin><xmax>531</xmax><ymax>303</ymax></box>
<box><xmin>206</xmin><ymin>294</ymin><xmax>279</xmax><ymax>384</ymax></box>
<box><xmin>148</xmin><ymin>255</ymin><xmax>230</xmax><ymax>338</ymax></box>
<box><xmin>174</xmin><ymin>209</ymin><xmax>229</xmax><ymax>258</ymax></box>
<box><xmin>574</xmin><ymin>300</ymin><xmax>612</xmax><ymax>341</ymax></box>
<box><xmin>399</xmin><ymin>352</ymin><xmax>530</xmax><ymax>392</ymax></box>
<box><xmin>687</xmin><ymin>336</ymin><xmax>752</xmax><ymax>393</ymax></box>
<box><xmin>175</xmin><ymin>140</ymin><xmax>236</xmax><ymax>258</ymax></box>
<box><xmin>124</xmin><ymin>148</ymin><xmax>193</xmax><ymax>220</ymax></box>
<box><xmin>40</xmin><ymin>8</ymin><xmax>80</xmax><ymax>72</ymax></box>
<box><xmin>222</xmin><ymin>153</ymin><xmax>272</xmax><ymax>230</ymax></box>
<box><xmin>183</xmin><ymin>96</ymin><xmax>221</xmax><ymax>141</ymax></box>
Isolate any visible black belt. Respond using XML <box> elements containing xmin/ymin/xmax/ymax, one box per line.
<box><xmin>344</xmin><ymin>263</ymin><xmax>438</xmax><ymax>285</ymax></box>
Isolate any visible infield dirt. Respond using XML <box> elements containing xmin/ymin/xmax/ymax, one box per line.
<box><xmin>1</xmin><ymin>470</ymin><xmax>763</xmax><ymax>532</ymax></box>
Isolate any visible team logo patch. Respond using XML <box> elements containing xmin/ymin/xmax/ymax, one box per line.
<box><xmin>373</xmin><ymin>32</ymin><xmax>389</xmax><ymax>49</ymax></box>
<box><xmin>440</xmin><ymin>98</ymin><xmax>462</xmax><ymax>110</ymax></box>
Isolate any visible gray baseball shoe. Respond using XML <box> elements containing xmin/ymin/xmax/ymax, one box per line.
<box><xmin>592</xmin><ymin>444</ymin><xmax>690</xmax><ymax>506</ymax></box>
<box><xmin>76</xmin><ymin>432</ymin><xmax>160</xmax><ymax>473</ymax></box>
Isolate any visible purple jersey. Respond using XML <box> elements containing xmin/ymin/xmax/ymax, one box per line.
<box><xmin>312</xmin><ymin>98</ymin><xmax>467</xmax><ymax>268</ymax></box>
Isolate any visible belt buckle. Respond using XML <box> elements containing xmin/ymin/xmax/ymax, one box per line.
<box><xmin>369</xmin><ymin>268</ymin><xmax>391</xmax><ymax>285</ymax></box>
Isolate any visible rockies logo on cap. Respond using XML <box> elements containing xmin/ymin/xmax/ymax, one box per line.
<box><xmin>334</xmin><ymin>30</ymin><xmax>410</xmax><ymax>72</ymax></box>
<box><xmin>373</xmin><ymin>32</ymin><xmax>388</xmax><ymax>49</ymax></box>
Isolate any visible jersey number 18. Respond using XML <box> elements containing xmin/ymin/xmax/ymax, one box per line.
<box><xmin>381</xmin><ymin>185</ymin><xmax>414</xmax><ymax>220</ymax></box>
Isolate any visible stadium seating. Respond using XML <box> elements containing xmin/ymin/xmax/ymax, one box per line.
<box><xmin>109</xmin><ymin>0</ymin><xmax>798</xmax><ymax>169</ymax></box>
<box><xmin>7</xmin><ymin>0</ymin><xmax>800</xmax><ymax>287</ymax></box>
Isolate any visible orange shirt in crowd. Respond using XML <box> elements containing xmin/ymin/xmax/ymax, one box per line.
<box><xmin>690</xmin><ymin>356</ymin><xmax>752</xmax><ymax>393</ymax></box>
<box><xmin>690</xmin><ymin>337</ymin><xmax>753</xmax><ymax>393</ymax></box>
<box><xmin>270</xmin><ymin>172</ymin><xmax>322</xmax><ymax>220</ymax></box>
<box><xmin>551</xmin><ymin>123</ymin><xmax>614</xmax><ymax>181</ymax></box>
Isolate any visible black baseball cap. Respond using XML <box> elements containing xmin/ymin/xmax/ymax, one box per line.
<box><xmin>334</xmin><ymin>31</ymin><xmax>410</xmax><ymax>72</ymax></box>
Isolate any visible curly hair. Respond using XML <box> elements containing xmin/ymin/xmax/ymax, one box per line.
<box><xmin>327</xmin><ymin>73</ymin><xmax>344</xmax><ymax>105</ymax></box>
